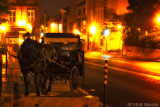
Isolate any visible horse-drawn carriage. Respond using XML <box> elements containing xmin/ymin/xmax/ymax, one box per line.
<box><xmin>16</xmin><ymin>33</ymin><xmax>84</xmax><ymax>96</ymax></box>
<box><xmin>44</xmin><ymin>33</ymin><xmax>84</xmax><ymax>91</ymax></box>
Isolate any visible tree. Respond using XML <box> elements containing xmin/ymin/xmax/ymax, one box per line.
<box><xmin>0</xmin><ymin>0</ymin><xmax>9</xmax><ymax>24</ymax></box>
<box><xmin>126</xmin><ymin>0</ymin><xmax>160</xmax><ymax>31</ymax></box>
<box><xmin>123</xmin><ymin>0</ymin><xmax>160</xmax><ymax>46</ymax></box>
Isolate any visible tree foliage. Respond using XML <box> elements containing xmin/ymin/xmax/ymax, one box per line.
<box><xmin>0</xmin><ymin>0</ymin><xmax>9</xmax><ymax>24</ymax></box>
<box><xmin>123</xmin><ymin>0</ymin><xmax>160</xmax><ymax>48</ymax></box>
<box><xmin>125</xmin><ymin>0</ymin><xmax>160</xmax><ymax>31</ymax></box>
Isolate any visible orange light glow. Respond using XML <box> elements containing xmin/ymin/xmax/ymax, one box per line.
<box><xmin>18</xmin><ymin>20</ymin><xmax>26</xmax><ymax>26</ymax></box>
<box><xmin>27</xmin><ymin>24</ymin><xmax>32</xmax><ymax>30</ymax></box>
<box><xmin>39</xmin><ymin>39</ymin><xmax>42</xmax><ymax>43</ymax></box>
<box><xmin>85</xmin><ymin>95</ymin><xmax>93</xmax><ymax>99</ymax></box>
<box><xmin>157</xmin><ymin>16</ymin><xmax>160</xmax><ymax>22</ymax></box>
<box><xmin>90</xmin><ymin>25</ymin><xmax>97</xmax><ymax>34</ymax></box>
<box><xmin>2</xmin><ymin>55</ymin><xmax>6</xmax><ymax>63</ymax></box>
<box><xmin>118</xmin><ymin>24</ymin><xmax>122</xmax><ymax>29</ymax></box>
<box><xmin>41</xmin><ymin>25</ymin><xmax>44</xmax><ymax>30</ymax></box>
<box><xmin>73</xmin><ymin>29</ymin><xmax>80</xmax><ymax>35</ymax></box>
<box><xmin>19</xmin><ymin>38</ymin><xmax>24</xmax><ymax>44</ymax></box>
<box><xmin>2</xmin><ymin>76</ymin><xmax>7</xmax><ymax>82</ymax></box>
<box><xmin>154</xmin><ymin>14</ymin><xmax>160</xmax><ymax>24</ymax></box>
<box><xmin>59</xmin><ymin>24</ymin><xmax>62</xmax><ymax>33</ymax></box>
<box><xmin>0</xmin><ymin>25</ymin><xmax>6</xmax><ymax>31</ymax></box>
<box><xmin>51</xmin><ymin>23</ymin><xmax>55</xmax><ymax>28</ymax></box>
<box><xmin>135</xmin><ymin>62</ymin><xmax>160</xmax><ymax>76</ymax></box>
<box><xmin>0</xmin><ymin>23</ymin><xmax>10</xmax><ymax>32</ymax></box>
<box><xmin>2</xmin><ymin>68</ymin><xmax>6</xmax><ymax>75</ymax></box>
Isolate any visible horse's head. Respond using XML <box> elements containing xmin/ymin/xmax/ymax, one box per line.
<box><xmin>18</xmin><ymin>38</ymin><xmax>38</xmax><ymax>61</ymax></box>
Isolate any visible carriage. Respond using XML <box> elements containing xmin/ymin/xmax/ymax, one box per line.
<box><xmin>16</xmin><ymin>32</ymin><xmax>84</xmax><ymax>96</ymax></box>
<box><xmin>43</xmin><ymin>33</ymin><xmax>84</xmax><ymax>91</ymax></box>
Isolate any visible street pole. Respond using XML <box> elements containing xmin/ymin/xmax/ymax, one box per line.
<box><xmin>0</xmin><ymin>53</ymin><xmax>2</xmax><ymax>93</ymax></box>
<box><xmin>103</xmin><ymin>60</ymin><xmax>108</xmax><ymax>107</ymax></box>
<box><xmin>6</xmin><ymin>51</ymin><xmax>7</xmax><ymax>76</ymax></box>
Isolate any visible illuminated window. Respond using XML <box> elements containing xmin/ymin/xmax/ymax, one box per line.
<box><xmin>9</xmin><ymin>10</ymin><xmax>16</xmax><ymax>22</ymax></box>
<box><xmin>27</xmin><ymin>10</ymin><xmax>35</xmax><ymax>22</ymax></box>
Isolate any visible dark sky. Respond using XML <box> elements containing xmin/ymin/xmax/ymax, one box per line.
<box><xmin>40</xmin><ymin>0</ymin><xmax>69</xmax><ymax>17</ymax></box>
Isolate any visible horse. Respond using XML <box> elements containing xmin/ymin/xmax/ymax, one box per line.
<box><xmin>17</xmin><ymin>38</ymin><xmax>57</xmax><ymax>96</ymax></box>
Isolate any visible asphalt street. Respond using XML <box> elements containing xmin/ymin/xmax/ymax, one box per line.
<box><xmin>79</xmin><ymin>53</ymin><xmax>160</xmax><ymax>107</ymax></box>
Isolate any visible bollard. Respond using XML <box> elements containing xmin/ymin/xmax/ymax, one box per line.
<box><xmin>0</xmin><ymin>53</ymin><xmax>2</xmax><ymax>93</ymax></box>
<box><xmin>103</xmin><ymin>60</ymin><xmax>108</xmax><ymax>107</ymax></box>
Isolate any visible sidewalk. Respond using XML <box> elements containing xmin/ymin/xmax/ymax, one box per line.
<box><xmin>0</xmin><ymin>55</ymin><xmax>100</xmax><ymax>107</ymax></box>
<box><xmin>85</xmin><ymin>51</ymin><xmax>160</xmax><ymax>62</ymax></box>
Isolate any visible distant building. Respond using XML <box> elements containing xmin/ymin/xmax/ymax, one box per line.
<box><xmin>68</xmin><ymin>0</ymin><xmax>86</xmax><ymax>35</ymax></box>
<box><xmin>56</xmin><ymin>0</ymin><xmax>128</xmax><ymax>52</ymax></box>
<box><xmin>86</xmin><ymin>0</ymin><xmax>128</xmax><ymax>52</ymax></box>
<box><xmin>0</xmin><ymin>0</ymin><xmax>40</xmax><ymax>47</ymax></box>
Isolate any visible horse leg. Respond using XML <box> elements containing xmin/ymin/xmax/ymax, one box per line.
<box><xmin>41</xmin><ymin>73</ymin><xmax>49</xmax><ymax>95</ymax></box>
<box><xmin>46</xmin><ymin>65</ymin><xmax>54</xmax><ymax>93</ymax></box>
<box><xmin>22</xmin><ymin>72</ymin><xmax>29</xmax><ymax>96</ymax></box>
<box><xmin>46</xmin><ymin>74</ymin><xmax>53</xmax><ymax>92</ymax></box>
<box><xmin>34</xmin><ymin>70</ymin><xmax>40</xmax><ymax>96</ymax></box>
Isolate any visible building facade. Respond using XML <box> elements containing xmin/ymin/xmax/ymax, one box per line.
<box><xmin>68</xmin><ymin>0</ymin><xmax>86</xmax><ymax>36</ymax></box>
<box><xmin>0</xmin><ymin>0</ymin><xmax>40</xmax><ymax>48</ymax></box>
<box><xmin>86</xmin><ymin>0</ymin><xmax>128</xmax><ymax>52</ymax></box>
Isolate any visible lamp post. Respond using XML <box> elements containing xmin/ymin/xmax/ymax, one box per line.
<box><xmin>90</xmin><ymin>25</ymin><xmax>97</xmax><ymax>51</ymax></box>
<box><xmin>103</xmin><ymin>28</ymin><xmax>110</xmax><ymax>53</ymax></box>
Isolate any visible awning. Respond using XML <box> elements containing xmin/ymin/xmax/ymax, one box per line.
<box><xmin>5</xmin><ymin>32</ymin><xmax>19</xmax><ymax>38</ymax></box>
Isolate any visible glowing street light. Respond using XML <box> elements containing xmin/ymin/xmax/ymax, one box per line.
<box><xmin>73</xmin><ymin>29</ymin><xmax>80</xmax><ymax>35</ymax></box>
<box><xmin>51</xmin><ymin>23</ymin><xmax>55</xmax><ymax>28</ymax></box>
<box><xmin>104</xmin><ymin>29</ymin><xmax>110</xmax><ymax>37</ymax></box>
<box><xmin>0</xmin><ymin>25</ymin><xmax>6</xmax><ymax>31</ymax></box>
<box><xmin>118</xmin><ymin>24</ymin><xmax>122</xmax><ymax>29</ymax></box>
<box><xmin>157</xmin><ymin>16</ymin><xmax>160</xmax><ymax>23</ymax></box>
<box><xmin>90</xmin><ymin>25</ymin><xmax>97</xmax><ymax>34</ymax></box>
<box><xmin>18</xmin><ymin>20</ymin><xmax>26</xmax><ymax>26</ymax></box>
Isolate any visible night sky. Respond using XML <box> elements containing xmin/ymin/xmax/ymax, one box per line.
<box><xmin>40</xmin><ymin>0</ymin><xmax>69</xmax><ymax>17</ymax></box>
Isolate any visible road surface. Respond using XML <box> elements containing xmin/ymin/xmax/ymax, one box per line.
<box><xmin>79</xmin><ymin>53</ymin><xmax>160</xmax><ymax>107</ymax></box>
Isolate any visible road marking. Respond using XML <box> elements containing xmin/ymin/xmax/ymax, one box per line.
<box><xmin>85</xmin><ymin>61</ymin><xmax>104</xmax><ymax>67</ymax></box>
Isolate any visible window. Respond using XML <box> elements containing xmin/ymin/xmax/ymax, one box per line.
<box><xmin>27</xmin><ymin>10</ymin><xmax>35</xmax><ymax>22</ymax></box>
<box><xmin>9</xmin><ymin>10</ymin><xmax>15</xmax><ymax>22</ymax></box>
<box><xmin>78</xmin><ymin>9</ymin><xmax>81</xmax><ymax>15</ymax></box>
<box><xmin>83</xmin><ymin>7</ymin><xmax>85</xmax><ymax>14</ymax></box>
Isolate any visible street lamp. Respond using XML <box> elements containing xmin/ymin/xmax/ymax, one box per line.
<box><xmin>157</xmin><ymin>16</ymin><xmax>160</xmax><ymax>23</ymax></box>
<box><xmin>90</xmin><ymin>25</ymin><xmax>97</xmax><ymax>34</ymax></box>
<box><xmin>0</xmin><ymin>25</ymin><xmax>6</xmax><ymax>31</ymax></box>
<box><xmin>89</xmin><ymin>25</ymin><xmax>97</xmax><ymax>51</ymax></box>
<box><xmin>73</xmin><ymin>29</ymin><xmax>80</xmax><ymax>35</ymax></box>
<box><xmin>17</xmin><ymin>20</ymin><xmax>26</xmax><ymax>26</ymax></box>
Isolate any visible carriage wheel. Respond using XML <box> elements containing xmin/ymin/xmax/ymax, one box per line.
<box><xmin>70</xmin><ymin>66</ymin><xmax>79</xmax><ymax>91</ymax></box>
